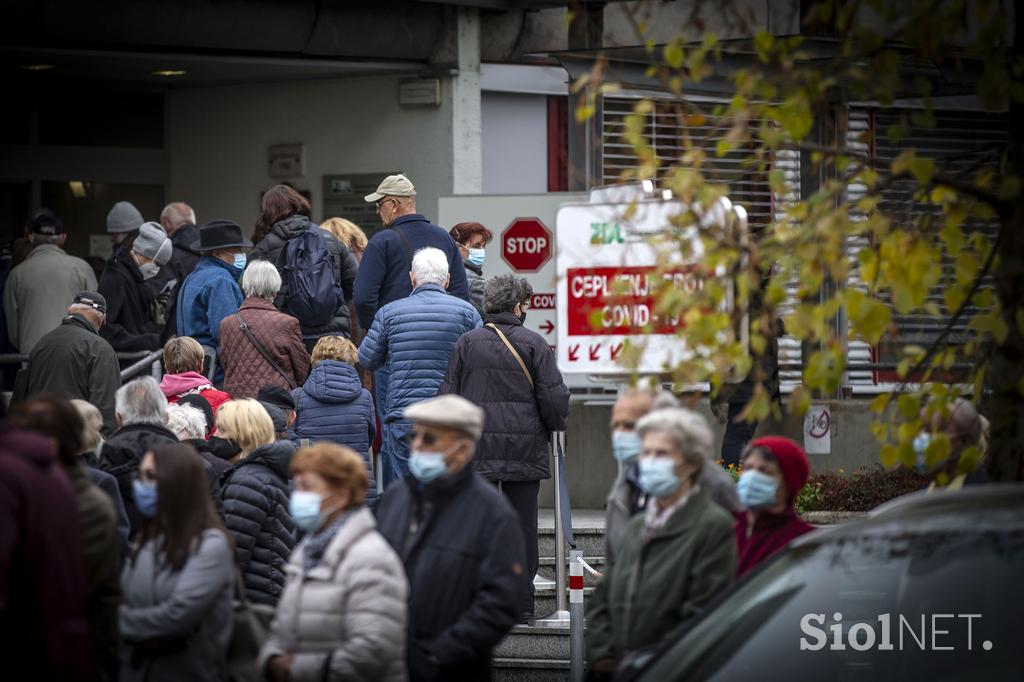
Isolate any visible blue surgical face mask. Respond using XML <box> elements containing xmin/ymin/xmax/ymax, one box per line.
<box><xmin>737</xmin><ymin>469</ymin><xmax>780</xmax><ymax>510</ymax></box>
<box><xmin>612</xmin><ymin>431</ymin><xmax>642</xmax><ymax>465</ymax></box>
<box><xmin>409</xmin><ymin>451</ymin><xmax>448</xmax><ymax>484</ymax></box>
<box><xmin>467</xmin><ymin>248</ymin><xmax>486</xmax><ymax>269</ymax></box>
<box><xmin>913</xmin><ymin>431</ymin><xmax>931</xmax><ymax>471</ymax></box>
<box><xmin>132</xmin><ymin>479</ymin><xmax>158</xmax><ymax>519</ymax></box>
<box><xmin>289</xmin><ymin>490</ymin><xmax>328</xmax><ymax>532</ymax></box>
<box><xmin>232</xmin><ymin>253</ymin><xmax>247</xmax><ymax>271</ymax></box>
<box><xmin>638</xmin><ymin>456</ymin><xmax>681</xmax><ymax>498</ymax></box>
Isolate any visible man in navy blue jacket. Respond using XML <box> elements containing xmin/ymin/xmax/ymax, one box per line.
<box><xmin>353</xmin><ymin>174</ymin><xmax>470</xmax><ymax>330</ymax></box>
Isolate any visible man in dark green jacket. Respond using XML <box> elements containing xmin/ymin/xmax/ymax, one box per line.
<box><xmin>586</xmin><ymin>407</ymin><xmax>737</xmax><ymax>676</ymax></box>
<box><xmin>12</xmin><ymin>292</ymin><xmax>120</xmax><ymax>434</ymax></box>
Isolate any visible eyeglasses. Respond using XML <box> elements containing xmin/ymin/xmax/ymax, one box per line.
<box><xmin>375</xmin><ymin>198</ymin><xmax>396</xmax><ymax>211</ymax></box>
<box><xmin>405</xmin><ymin>429</ymin><xmax>439</xmax><ymax>447</ymax></box>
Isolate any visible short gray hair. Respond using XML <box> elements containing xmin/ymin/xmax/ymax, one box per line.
<box><xmin>166</xmin><ymin>403</ymin><xmax>207</xmax><ymax>440</ymax></box>
<box><xmin>71</xmin><ymin>399</ymin><xmax>104</xmax><ymax>452</ymax></box>
<box><xmin>241</xmin><ymin>260</ymin><xmax>282</xmax><ymax>299</ymax></box>
<box><xmin>30</xmin><ymin>233</ymin><xmax>63</xmax><ymax>245</ymax></box>
<box><xmin>411</xmin><ymin>247</ymin><xmax>449</xmax><ymax>286</ymax></box>
<box><xmin>115</xmin><ymin>376</ymin><xmax>168</xmax><ymax>426</ymax></box>
<box><xmin>160</xmin><ymin>202</ymin><xmax>196</xmax><ymax>229</ymax></box>
<box><xmin>637</xmin><ymin>407</ymin><xmax>714</xmax><ymax>468</ymax></box>
<box><xmin>484</xmin><ymin>274</ymin><xmax>532</xmax><ymax>315</ymax></box>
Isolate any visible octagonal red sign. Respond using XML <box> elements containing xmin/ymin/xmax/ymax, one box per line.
<box><xmin>501</xmin><ymin>217</ymin><xmax>553</xmax><ymax>273</ymax></box>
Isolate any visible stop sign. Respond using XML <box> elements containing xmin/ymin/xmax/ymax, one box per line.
<box><xmin>501</xmin><ymin>217</ymin><xmax>553</xmax><ymax>273</ymax></box>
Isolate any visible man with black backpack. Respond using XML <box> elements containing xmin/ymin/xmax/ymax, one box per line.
<box><xmin>249</xmin><ymin>185</ymin><xmax>358</xmax><ymax>351</ymax></box>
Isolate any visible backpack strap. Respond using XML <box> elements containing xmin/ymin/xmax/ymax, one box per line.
<box><xmin>236</xmin><ymin>313</ymin><xmax>296</xmax><ymax>390</ymax></box>
<box><xmin>486</xmin><ymin>323</ymin><xmax>534</xmax><ymax>389</ymax></box>
<box><xmin>392</xmin><ymin>226</ymin><xmax>414</xmax><ymax>266</ymax></box>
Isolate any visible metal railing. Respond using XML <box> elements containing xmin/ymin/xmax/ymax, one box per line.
<box><xmin>0</xmin><ymin>349</ymin><xmax>164</xmax><ymax>386</ymax></box>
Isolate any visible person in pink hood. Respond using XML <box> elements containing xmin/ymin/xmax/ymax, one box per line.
<box><xmin>159</xmin><ymin>337</ymin><xmax>232</xmax><ymax>424</ymax></box>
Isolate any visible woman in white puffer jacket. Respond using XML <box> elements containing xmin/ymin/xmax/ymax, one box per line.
<box><xmin>259</xmin><ymin>443</ymin><xmax>408</xmax><ymax>682</ymax></box>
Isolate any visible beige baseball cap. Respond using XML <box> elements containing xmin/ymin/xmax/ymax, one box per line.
<box><xmin>364</xmin><ymin>173</ymin><xmax>417</xmax><ymax>202</ymax></box>
<box><xmin>403</xmin><ymin>394</ymin><xmax>484</xmax><ymax>441</ymax></box>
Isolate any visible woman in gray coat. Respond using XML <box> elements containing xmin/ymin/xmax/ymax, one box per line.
<box><xmin>260</xmin><ymin>442</ymin><xmax>408</xmax><ymax>682</ymax></box>
<box><xmin>120</xmin><ymin>443</ymin><xmax>235</xmax><ymax>682</ymax></box>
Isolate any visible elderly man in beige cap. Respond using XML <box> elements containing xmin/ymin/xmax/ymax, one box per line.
<box><xmin>375</xmin><ymin>394</ymin><xmax>526</xmax><ymax>682</ymax></box>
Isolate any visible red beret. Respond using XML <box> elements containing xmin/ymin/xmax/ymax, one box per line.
<box><xmin>748</xmin><ymin>436</ymin><xmax>809</xmax><ymax>502</ymax></box>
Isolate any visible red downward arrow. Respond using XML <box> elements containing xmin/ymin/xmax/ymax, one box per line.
<box><xmin>539</xmin><ymin>320</ymin><xmax>555</xmax><ymax>335</ymax></box>
<box><xmin>588</xmin><ymin>344</ymin><xmax>601</xmax><ymax>361</ymax></box>
<box><xmin>610</xmin><ymin>342</ymin><xmax>624</xmax><ymax>360</ymax></box>
<box><xmin>568</xmin><ymin>344</ymin><xmax>580</xmax><ymax>362</ymax></box>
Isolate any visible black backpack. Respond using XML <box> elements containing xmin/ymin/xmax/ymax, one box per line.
<box><xmin>277</xmin><ymin>227</ymin><xmax>342</xmax><ymax>327</ymax></box>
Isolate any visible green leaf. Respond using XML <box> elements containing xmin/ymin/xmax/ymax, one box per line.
<box><xmin>664</xmin><ymin>40</ymin><xmax>684</xmax><ymax>69</ymax></box>
<box><xmin>846</xmin><ymin>289</ymin><xmax>892</xmax><ymax>345</ymax></box>
<box><xmin>870</xmin><ymin>393</ymin><xmax>891</xmax><ymax>415</ymax></box>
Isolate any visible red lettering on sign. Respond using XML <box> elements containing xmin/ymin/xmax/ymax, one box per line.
<box><xmin>564</xmin><ymin>265</ymin><xmax>706</xmax><ymax>336</ymax></box>
<box><xmin>530</xmin><ymin>293</ymin><xmax>556</xmax><ymax>310</ymax></box>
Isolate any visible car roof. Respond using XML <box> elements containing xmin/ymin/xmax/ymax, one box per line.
<box><xmin>791</xmin><ymin>483</ymin><xmax>1024</xmax><ymax>549</ymax></box>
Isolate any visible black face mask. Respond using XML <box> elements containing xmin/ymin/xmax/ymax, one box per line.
<box><xmin>207</xmin><ymin>435</ymin><xmax>241</xmax><ymax>461</ymax></box>
<box><xmin>518</xmin><ymin>310</ymin><xmax>528</xmax><ymax>324</ymax></box>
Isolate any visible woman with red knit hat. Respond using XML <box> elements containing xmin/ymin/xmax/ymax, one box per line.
<box><xmin>734</xmin><ymin>436</ymin><xmax>815</xmax><ymax>578</ymax></box>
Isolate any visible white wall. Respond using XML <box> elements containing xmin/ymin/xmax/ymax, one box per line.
<box><xmin>167</xmin><ymin>75</ymin><xmax>460</xmax><ymax>236</ymax></box>
<box><xmin>481</xmin><ymin>92</ymin><xmax>548</xmax><ymax>194</ymax></box>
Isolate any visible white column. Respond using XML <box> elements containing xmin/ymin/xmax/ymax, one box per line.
<box><xmin>450</xmin><ymin>6</ymin><xmax>482</xmax><ymax>195</ymax></box>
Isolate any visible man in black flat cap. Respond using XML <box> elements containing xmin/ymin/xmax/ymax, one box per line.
<box><xmin>176</xmin><ymin>220</ymin><xmax>252</xmax><ymax>384</ymax></box>
<box><xmin>12</xmin><ymin>291</ymin><xmax>121</xmax><ymax>434</ymax></box>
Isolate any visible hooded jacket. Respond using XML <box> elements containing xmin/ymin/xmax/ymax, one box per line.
<box><xmin>219</xmin><ymin>297</ymin><xmax>311</xmax><ymax>399</ymax></box>
<box><xmin>358</xmin><ymin>283</ymin><xmax>481</xmax><ymax>422</ymax></box>
<box><xmin>12</xmin><ymin>314</ymin><xmax>120</xmax><ymax>434</ymax></box>
<box><xmin>159</xmin><ymin>371</ymin><xmax>232</xmax><ymax>416</ymax></box>
<box><xmin>734</xmin><ymin>507</ymin><xmax>814</xmax><ymax>578</ymax></box>
<box><xmin>97</xmin><ymin>247</ymin><xmax>162</xmax><ymax>351</ymax></box>
<box><xmin>99</xmin><ymin>422</ymin><xmax>178</xmax><ymax>535</ymax></box>
<box><xmin>292</xmin><ymin>359</ymin><xmax>378</xmax><ymax>506</ymax></box>
<box><xmin>353</xmin><ymin>214</ymin><xmax>471</xmax><ymax>330</ymax></box>
<box><xmin>250</xmin><ymin>214</ymin><xmax>358</xmax><ymax>340</ymax></box>
<box><xmin>375</xmin><ymin>465</ymin><xmax>524</xmax><ymax>681</ymax></box>
<box><xmin>439</xmin><ymin>312</ymin><xmax>570</xmax><ymax>482</ymax></box>
<box><xmin>258</xmin><ymin>508</ymin><xmax>408</xmax><ymax>682</ymax></box>
<box><xmin>219</xmin><ymin>440</ymin><xmax>298</xmax><ymax>606</ymax></box>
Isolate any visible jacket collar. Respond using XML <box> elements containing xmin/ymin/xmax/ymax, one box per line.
<box><xmin>111</xmin><ymin>421</ymin><xmax>178</xmax><ymax>441</ymax></box>
<box><xmin>300</xmin><ymin>507</ymin><xmax>377</xmax><ymax>579</ymax></box>
<box><xmin>25</xmin><ymin>243</ymin><xmax>66</xmax><ymax>259</ymax></box>
<box><xmin>62</xmin><ymin>313</ymin><xmax>100</xmax><ymax>335</ymax></box>
<box><xmin>645</xmin><ymin>487</ymin><xmax>711</xmax><ymax>540</ymax></box>
<box><xmin>239</xmin><ymin>297</ymin><xmax>278</xmax><ymax>312</ymax></box>
<box><xmin>464</xmin><ymin>259</ymin><xmax>482</xmax><ymax>276</ymax></box>
<box><xmin>115</xmin><ymin>247</ymin><xmax>144</xmax><ymax>282</ymax></box>
<box><xmin>236</xmin><ymin>440</ymin><xmax>296</xmax><ymax>479</ymax></box>
<box><xmin>199</xmin><ymin>255</ymin><xmax>241</xmax><ymax>276</ymax></box>
<box><xmin>412</xmin><ymin>283</ymin><xmax>446</xmax><ymax>296</ymax></box>
<box><xmin>485</xmin><ymin>311</ymin><xmax>522</xmax><ymax>327</ymax></box>
<box><xmin>390</xmin><ymin>213</ymin><xmax>427</xmax><ymax>228</ymax></box>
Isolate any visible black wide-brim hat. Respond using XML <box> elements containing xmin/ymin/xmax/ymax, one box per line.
<box><xmin>191</xmin><ymin>219</ymin><xmax>254</xmax><ymax>252</ymax></box>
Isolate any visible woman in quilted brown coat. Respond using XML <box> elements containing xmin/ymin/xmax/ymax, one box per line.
<box><xmin>219</xmin><ymin>261</ymin><xmax>310</xmax><ymax>399</ymax></box>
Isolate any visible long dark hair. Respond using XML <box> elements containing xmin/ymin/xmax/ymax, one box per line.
<box><xmin>253</xmin><ymin>184</ymin><xmax>311</xmax><ymax>244</ymax></box>
<box><xmin>134</xmin><ymin>443</ymin><xmax>233</xmax><ymax>571</ymax></box>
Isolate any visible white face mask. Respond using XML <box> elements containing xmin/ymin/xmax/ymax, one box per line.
<box><xmin>139</xmin><ymin>261</ymin><xmax>160</xmax><ymax>280</ymax></box>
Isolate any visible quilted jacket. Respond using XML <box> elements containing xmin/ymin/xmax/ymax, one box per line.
<box><xmin>249</xmin><ymin>214</ymin><xmax>358</xmax><ymax>341</ymax></box>
<box><xmin>257</xmin><ymin>508</ymin><xmax>408</xmax><ymax>682</ymax></box>
<box><xmin>219</xmin><ymin>297</ymin><xmax>310</xmax><ymax>399</ymax></box>
<box><xmin>291</xmin><ymin>359</ymin><xmax>378</xmax><ymax>507</ymax></box>
<box><xmin>219</xmin><ymin>440</ymin><xmax>298</xmax><ymax>606</ymax></box>
<box><xmin>357</xmin><ymin>283</ymin><xmax>481</xmax><ymax>422</ymax></box>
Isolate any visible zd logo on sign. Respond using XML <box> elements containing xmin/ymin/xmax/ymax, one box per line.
<box><xmin>590</xmin><ymin>222</ymin><xmax>625</xmax><ymax>245</ymax></box>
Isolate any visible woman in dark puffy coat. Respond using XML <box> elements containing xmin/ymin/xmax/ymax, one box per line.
<box><xmin>291</xmin><ymin>336</ymin><xmax>378</xmax><ymax>507</ymax></box>
<box><xmin>216</xmin><ymin>398</ymin><xmax>297</xmax><ymax>606</ymax></box>
<box><xmin>249</xmin><ymin>185</ymin><xmax>358</xmax><ymax>348</ymax></box>
<box><xmin>438</xmin><ymin>274</ymin><xmax>570</xmax><ymax>622</ymax></box>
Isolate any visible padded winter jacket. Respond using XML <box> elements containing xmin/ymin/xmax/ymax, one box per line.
<box><xmin>439</xmin><ymin>312</ymin><xmax>569</xmax><ymax>482</ymax></box>
<box><xmin>97</xmin><ymin>248</ymin><xmax>162</xmax><ymax>352</ymax></box>
<box><xmin>176</xmin><ymin>256</ymin><xmax>244</xmax><ymax>381</ymax></box>
<box><xmin>358</xmin><ymin>283</ymin><xmax>481</xmax><ymax>422</ymax></box>
<box><xmin>291</xmin><ymin>359</ymin><xmax>378</xmax><ymax>507</ymax></box>
<box><xmin>375</xmin><ymin>464</ymin><xmax>525</xmax><ymax>681</ymax></box>
<box><xmin>219</xmin><ymin>297</ymin><xmax>310</xmax><ymax>399</ymax></box>
<box><xmin>250</xmin><ymin>214</ymin><xmax>358</xmax><ymax>341</ymax></box>
<box><xmin>258</xmin><ymin>508</ymin><xmax>408</xmax><ymax>681</ymax></box>
<box><xmin>99</xmin><ymin>422</ymin><xmax>178</xmax><ymax>535</ymax></box>
<box><xmin>219</xmin><ymin>440</ymin><xmax>297</xmax><ymax>606</ymax></box>
<box><xmin>353</xmin><ymin>214</ymin><xmax>471</xmax><ymax>330</ymax></box>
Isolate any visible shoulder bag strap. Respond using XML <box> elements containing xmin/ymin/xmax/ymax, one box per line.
<box><xmin>236</xmin><ymin>313</ymin><xmax>296</xmax><ymax>390</ymax></box>
<box><xmin>392</xmin><ymin>226</ymin><xmax>414</xmax><ymax>265</ymax></box>
<box><xmin>486</xmin><ymin>323</ymin><xmax>534</xmax><ymax>389</ymax></box>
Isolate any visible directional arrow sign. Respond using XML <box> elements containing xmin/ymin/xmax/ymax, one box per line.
<box><xmin>539</xmin><ymin>320</ymin><xmax>554</xmax><ymax>335</ymax></box>
<box><xmin>588</xmin><ymin>344</ymin><xmax>601</xmax><ymax>361</ymax></box>
<box><xmin>610</xmin><ymin>342</ymin><xmax>624</xmax><ymax>360</ymax></box>
<box><xmin>568</xmin><ymin>344</ymin><xmax>580</xmax><ymax>362</ymax></box>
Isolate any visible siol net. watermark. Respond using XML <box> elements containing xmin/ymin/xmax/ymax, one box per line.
<box><xmin>800</xmin><ymin>612</ymin><xmax>993</xmax><ymax>652</ymax></box>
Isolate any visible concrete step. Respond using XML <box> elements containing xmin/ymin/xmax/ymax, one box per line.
<box><xmin>538</xmin><ymin>555</ymin><xmax>605</xmax><ymax>587</ymax></box>
<box><xmin>493</xmin><ymin>657</ymin><xmax>570</xmax><ymax>682</ymax></box>
<box><xmin>538</xmin><ymin>527</ymin><xmax>606</xmax><ymax>558</ymax></box>
<box><xmin>495</xmin><ymin>624</ymin><xmax>569</xmax><ymax>660</ymax></box>
<box><xmin>534</xmin><ymin>584</ymin><xmax>596</xmax><ymax>618</ymax></box>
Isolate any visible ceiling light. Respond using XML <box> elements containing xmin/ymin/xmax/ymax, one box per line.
<box><xmin>69</xmin><ymin>181</ymin><xmax>87</xmax><ymax>199</ymax></box>
<box><xmin>151</xmin><ymin>69</ymin><xmax>187</xmax><ymax>77</ymax></box>
<box><xmin>21</xmin><ymin>64</ymin><xmax>55</xmax><ymax>71</ymax></box>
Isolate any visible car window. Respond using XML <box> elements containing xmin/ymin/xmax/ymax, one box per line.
<box><xmin>640</xmin><ymin>530</ymin><xmax>1024</xmax><ymax>681</ymax></box>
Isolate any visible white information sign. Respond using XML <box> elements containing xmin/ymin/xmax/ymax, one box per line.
<box><xmin>803</xmin><ymin>404</ymin><xmax>832</xmax><ymax>455</ymax></box>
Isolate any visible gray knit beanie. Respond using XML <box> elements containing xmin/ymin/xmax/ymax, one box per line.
<box><xmin>132</xmin><ymin>222</ymin><xmax>173</xmax><ymax>265</ymax></box>
<box><xmin>106</xmin><ymin>201</ymin><xmax>144</xmax><ymax>233</ymax></box>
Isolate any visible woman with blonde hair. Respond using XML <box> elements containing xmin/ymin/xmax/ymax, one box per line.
<box><xmin>320</xmin><ymin>217</ymin><xmax>368</xmax><ymax>263</ymax></box>
<box><xmin>291</xmin><ymin>335</ymin><xmax>378</xmax><ymax>506</ymax></box>
<box><xmin>216</xmin><ymin>398</ymin><xmax>297</xmax><ymax>605</ymax></box>
<box><xmin>260</xmin><ymin>443</ymin><xmax>407</xmax><ymax>682</ymax></box>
